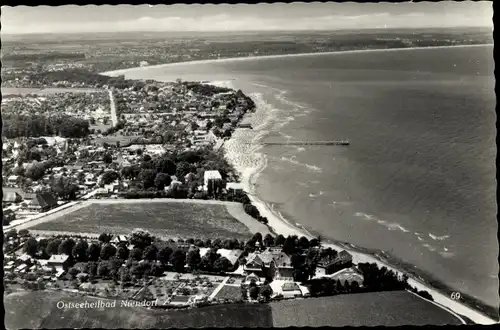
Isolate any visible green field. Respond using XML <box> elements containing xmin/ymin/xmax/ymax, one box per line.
<box><xmin>270</xmin><ymin>291</ymin><xmax>464</xmax><ymax>326</ymax></box>
<box><xmin>5</xmin><ymin>291</ymin><xmax>273</xmax><ymax>329</ymax></box>
<box><xmin>30</xmin><ymin>201</ymin><xmax>253</xmax><ymax>240</ymax></box>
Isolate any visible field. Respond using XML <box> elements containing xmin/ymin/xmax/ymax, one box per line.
<box><xmin>270</xmin><ymin>291</ymin><xmax>464</xmax><ymax>327</ymax></box>
<box><xmin>214</xmin><ymin>285</ymin><xmax>242</xmax><ymax>300</ymax></box>
<box><xmin>5</xmin><ymin>291</ymin><xmax>273</xmax><ymax>329</ymax></box>
<box><xmin>29</xmin><ymin>200</ymin><xmax>253</xmax><ymax>240</ymax></box>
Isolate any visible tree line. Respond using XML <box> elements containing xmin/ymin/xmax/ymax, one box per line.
<box><xmin>2</xmin><ymin>113</ymin><xmax>90</xmax><ymax>138</ymax></box>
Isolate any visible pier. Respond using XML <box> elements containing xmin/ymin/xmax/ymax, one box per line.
<box><xmin>261</xmin><ymin>140</ymin><xmax>350</xmax><ymax>146</ymax></box>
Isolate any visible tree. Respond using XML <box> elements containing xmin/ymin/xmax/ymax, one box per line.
<box><xmin>186</xmin><ymin>249</ymin><xmax>202</xmax><ymax>270</ymax></box>
<box><xmin>283</xmin><ymin>235</ymin><xmax>297</xmax><ymax>254</ymax></box>
<box><xmin>100</xmin><ymin>243</ymin><xmax>117</xmax><ymax>260</ymax></box>
<box><xmin>25</xmin><ymin>162</ymin><xmax>46</xmax><ymax>181</ymax></box>
<box><xmin>19</xmin><ymin>229</ymin><xmax>30</xmax><ymax>237</ymax></box>
<box><xmin>138</xmin><ymin>169</ymin><xmax>157</xmax><ymax>189</ymax></box>
<box><xmin>99</xmin><ymin>233</ymin><xmax>112</xmax><ymax>243</ymax></box>
<box><xmin>129</xmin><ymin>231</ymin><xmax>153</xmax><ymax>249</ymax></box>
<box><xmin>97</xmin><ymin>261</ymin><xmax>110</xmax><ymax>278</ymax></box>
<box><xmin>87</xmin><ymin>243</ymin><xmax>101</xmax><ymax>262</ymax></box>
<box><xmin>130</xmin><ymin>247</ymin><xmax>144</xmax><ymax>261</ymax></box>
<box><xmin>51</xmin><ymin>176</ymin><xmax>78</xmax><ymax>200</ymax></box>
<box><xmin>249</xmin><ymin>286</ymin><xmax>259</xmax><ymax>300</ymax></box>
<box><xmin>275</xmin><ymin>234</ymin><xmax>286</xmax><ymax>246</ymax></box>
<box><xmin>260</xmin><ymin>284</ymin><xmax>273</xmax><ymax>301</ymax></box>
<box><xmin>154</xmin><ymin>172</ymin><xmax>171</xmax><ymax>190</ymax></box>
<box><xmin>72</xmin><ymin>239</ymin><xmax>89</xmax><ymax>262</ymax></box>
<box><xmin>299</xmin><ymin>236</ymin><xmax>310</xmax><ymax>250</ymax></box>
<box><xmin>103</xmin><ymin>152</ymin><xmax>113</xmax><ymax>164</ymax></box>
<box><xmin>263</xmin><ymin>234</ymin><xmax>275</xmax><ymax>247</ymax></box>
<box><xmin>157</xmin><ymin>246</ymin><xmax>173</xmax><ymax>265</ymax></box>
<box><xmin>101</xmin><ymin>171</ymin><xmax>119</xmax><ymax>185</ymax></box>
<box><xmin>116</xmin><ymin>246</ymin><xmax>129</xmax><ymax>260</ymax></box>
<box><xmin>154</xmin><ymin>156</ymin><xmax>177</xmax><ymax>176</ymax></box>
<box><xmin>68</xmin><ymin>267</ymin><xmax>79</xmax><ymax>279</ymax></box>
<box><xmin>143</xmin><ymin>245</ymin><xmax>158</xmax><ymax>261</ymax></box>
<box><xmin>46</xmin><ymin>238</ymin><xmax>62</xmax><ymax>256</ymax></box>
<box><xmin>213</xmin><ymin>256</ymin><xmax>232</xmax><ymax>273</ymax></box>
<box><xmin>87</xmin><ymin>261</ymin><xmax>98</xmax><ymax>278</ymax></box>
<box><xmin>252</xmin><ymin>232</ymin><xmax>263</xmax><ymax>246</ymax></box>
<box><xmin>119</xmin><ymin>267</ymin><xmax>131</xmax><ymax>283</ymax></box>
<box><xmin>175</xmin><ymin>161</ymin><xmax>192</xmax><ymax>178</ymax></box>
<box><xmin>58</xmin><ymin>238</ymin><xmax>76</xmax><ymax>255</ymax></box>
<box><xmin>170</xmin><ymin>249</ymin><xmax>186</xmax><ymax>272</ymax></box>
<box><xmin>24</xmin><ymin>237</ymin><xmax>39</xmax><ymax>257</ymax></box>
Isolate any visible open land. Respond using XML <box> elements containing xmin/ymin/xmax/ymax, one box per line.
<box><xmin>27</xmin><ymin>199</ymin><xmax>266</xmax><ymax>240</ymax></box>
<box><xmin>270</xmin><ymin>291</ymin><xmax>464</xmax><ymax>327</ymax></box>
<box><xmin>5</xmin><ymin>289</ymin><xmax>464</xmax><ymax>329</ymax></box>
<box><xmin>4</xmin><ymin>291</ymin><xmax>274</xmax><ymax>329</ymax></box>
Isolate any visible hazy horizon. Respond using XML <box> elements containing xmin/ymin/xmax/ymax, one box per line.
<box><xmin>1</xmin><ymin>3</ymin><xmax>492</xmax><ymax>35</ymax></box>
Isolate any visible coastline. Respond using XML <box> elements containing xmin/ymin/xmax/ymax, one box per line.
<box><xmin>101</xmin><ymin>43</ymin><xmax>493</xmax><ymax>77</ymax></box>
<box><xmin>97</xmin><ymin>45</ymin><xmax>497</xmax><ymax>324</ymax></box>
<box><xmin>215</xmin><ymin>81</ymin><xmax>497</xmax><ymax>325</ymax></box>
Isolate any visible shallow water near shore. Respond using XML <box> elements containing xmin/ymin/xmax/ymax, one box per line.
<box><xmin>107</xmin><ymin>45</ymin><xmax>498</xmax><ymax>308</ymax></box>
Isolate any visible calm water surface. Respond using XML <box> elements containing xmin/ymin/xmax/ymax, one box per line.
<box><xmin>117</xmin><ymin>46</ymin><xmax>497</xmax><ymax>307</ymax></box>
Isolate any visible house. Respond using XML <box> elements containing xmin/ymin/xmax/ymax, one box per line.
<box><xmin>330</xmin><ymin>267</ymin><xmax>364</xmax><ymax>286</ymax></box>
<box><xmin>316</xmin><ymin>250</ymin><xmax>353</xmax><ymax>276</ymax></box>
<box><xmin>271</xmin><ymin>251</ymin><xmax>294</xmax><ymax>280</ymax></box>
<box><xmin>280</xmin><ymin>282</ymin><xmax>303</xmax><ymax>298</ymax></box>
<box><xmin>226</xmin><ymin>182</ymin><xmax>244</xmax><ymax>196</ymax></box>
<box><xmin>244</xmin><ymin>272</ymin><xmax>264</xmax><ymax>285</ymax></box>
<box><xmin>47</xmin><ymin>254</ymin><xmax>70</xmax><ymax>272</ymax></box>
<box><xmin>216</xmin><ymin>249</ymin><xmax>243</xmax><ymax>268</ymax></box>
<box><xmin>3</xmin><ymin>192</ymin><xmax>23</xmax><ymax>204</ymax></box>
<box><xmin>111</xmin><ymin>235</ymin><xmax>128</xmax><ymax>245</ymax></box>
<box><xmin>203</xmin><ymin>170</ymin><xmax>222</xmax><ymax>193</ymax></box>
<box><xmin>7</xmin><ymin>175</ymin><xmax>19</xmax><ymax>185</ymax></box>
<box><xmin>243</xmin><ymin>251</ymin><xmax>275</xmax><ymax>279</ymax></box>
<box><xmin>28</xmin><ymin>192</ymin><xmax>58</xmax><ymax>212</ymax></box>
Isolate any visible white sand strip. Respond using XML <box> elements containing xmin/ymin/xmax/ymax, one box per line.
<box><xmin>102</xmin><ymin>44</ymin><xmax>493</xmax><ymax>76</ymax></box>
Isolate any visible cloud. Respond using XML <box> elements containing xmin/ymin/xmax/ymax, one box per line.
<box><xmin>0</xmin><ymin>10</ymin><xmax>492</xmax><ymax>35</ymax></box>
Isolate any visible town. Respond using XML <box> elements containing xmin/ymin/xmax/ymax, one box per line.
<box><xmin>2</xmin><ymin>74</ymin><xmax>432</xmax><ymax>312</ymax></box>
<box><xmin>5</xmin><ymin>227</ymin><xmax>422</xmax><ymax>308</ymax></box>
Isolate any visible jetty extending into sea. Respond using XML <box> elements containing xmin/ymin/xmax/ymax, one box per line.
<box><xmin>261</xmin><ymin>140</ymin><xmax>350</xmax><ymax>146</ymax></box>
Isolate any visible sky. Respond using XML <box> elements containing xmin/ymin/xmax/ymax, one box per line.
<box><xmin>1</xmin><ymin>2</ymin><xmax>493</xmax><ymax>35</ymax></box>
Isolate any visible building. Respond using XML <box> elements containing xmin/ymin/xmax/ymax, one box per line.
<box><xmin>28</xmin><ymin>192</ymin><xmax>58</xmax><ymax>212</ymax></box>
<box><xmin>226</xmin><ymin>182</ymin><xmax>244</xmax><ymax>196</ymax></box>
<box><xmin>2</xmin><ymin>191</ymin><xmax>23</xmax><ymax>204</ymax></box>
<box><xmin>111</xmin><ymin>235</ymin><xmax>128</xmax><ymax>245</ymax></box>
<box><xmin>216</xmin><ymin>249</ymin><xmax>243</xmax><ymax>268</ymax></box>
<box><xmin>203</xmin><ymin>170</ymin><xmax>223</xmax><ymax>193</ymax></box>
<box><xmin>7</xmin><ymin>175</ymin><xmax>19</xmax><ymax>185</ymax></box>
<box><xmin>330</xmin><ymin>267</ymin><xmax>364</xmax><ymax>286</ymax></box>
<box><xmin>280</xmin><ymin>282</ymin><xmax>303</xmax><ymax>298</ymax></box>
<box><xmin>316</xmin><ymin>250</ymin><xmax>353</xmax><ymax>276</ymax></box>
<box><xmin>271</xmin><ymin>251</ymin><xmax>294</xmax><ymax>280</ymax></box>
<box><xmin>47</xmin><ymin>254</ymin><xmax>70</xmax><ymax>272</ymax></box>
<box><xmin>244</xmin><ymin>251</ymin><xmax>275</xmax><ymax>279</ymax></box>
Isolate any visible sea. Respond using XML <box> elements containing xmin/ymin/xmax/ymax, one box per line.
<box><xmin>108</xmin><ymin>45</ymin><xmax>497</xmax><ymax>308</ymax></box>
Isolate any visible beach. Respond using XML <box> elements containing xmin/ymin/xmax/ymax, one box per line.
<box><xmin>212</xmin><ymin>79</ymin><xmax>497</xmax><ymax>325</ymax></box>
<box><xmin>102</xmin><ymin>46</ymin><xmax>497</xmax><ymax>325</ymax></box>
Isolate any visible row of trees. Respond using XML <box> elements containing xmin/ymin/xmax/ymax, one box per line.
<box><xmin>2</xmin><ymin>114</ymin><xmax>90</xmax><ymax>138</ymax></box>
<box><xmin>28</xmin><ymin>69</ymin><xmax>142</xmax><ymax>89</ymax></box>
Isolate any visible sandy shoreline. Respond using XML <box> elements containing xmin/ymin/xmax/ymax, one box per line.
<box><xmin>218</xmin><ymin>83</ymin><xmax>497</xmax><ymax>325</ymax></box>
<box><xmin>99</xmin><ymin>46</ymin><xmax>496</xmax><ymax>324</ymax></box>
<box><xmin>102</xmin><ymin>43</ymin><xmax>493</xmax><ymax>76</ymax></box>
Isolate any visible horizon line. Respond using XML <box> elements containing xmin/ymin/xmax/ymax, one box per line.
<box><xmin>1</xmin><ymin>25</ymin><xmax>491</xmax><ymax>37</ymax></box>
